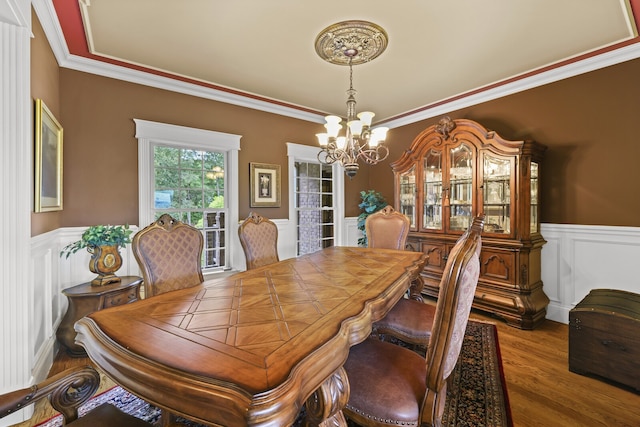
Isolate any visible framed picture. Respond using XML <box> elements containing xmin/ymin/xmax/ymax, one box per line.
<box><xmin>34</xmin><ymin>99</ymin><xmax>63</xmax><ymax>212</ymax></box>
<box><xmin>250</xmin><ymin>162</ymin><xmax>281</xmax><ymax>207</ymax></box>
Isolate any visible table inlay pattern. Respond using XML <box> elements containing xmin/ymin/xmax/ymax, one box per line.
<box><xmin>140</xmin><ymin>248</ymin><xmax>398</xmax><ymax>362</ymax></box>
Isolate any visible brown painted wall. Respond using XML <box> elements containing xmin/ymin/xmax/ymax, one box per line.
<box><xmin>373</xmin><ymin>58</ymin><xmax>640</xmax><ymax>227</ymax></box>
<box><xmin>31</xmin><ymin>9</ymin><xmax>63</xmax><ymax>236</ymax></box>
<box><xmin>56</xmin><ymin>69</ymin><xmax>370</xmax><ymax>229</ymax></box>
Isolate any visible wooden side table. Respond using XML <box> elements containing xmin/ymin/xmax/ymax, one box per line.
<box><xmin>56</xmin><ymin>275</ymin><xmax>142</xmax><ymax>357</ymax></box>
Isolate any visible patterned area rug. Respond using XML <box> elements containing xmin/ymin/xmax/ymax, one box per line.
<box><xmin>35</xmin><ymin>320</ymin><xmax>510</xmax><ymax>427</ymax></box>
<box><xmin>441</xmin><ymin>320</ymin><xmax>512</xmax><ymax>427</ymax></box>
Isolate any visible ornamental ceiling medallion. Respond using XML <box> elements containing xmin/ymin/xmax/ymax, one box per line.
<box><xmin>315</xmin><ymin>20</ymin><xmax>388</xmax><ymax>66</ymax></box>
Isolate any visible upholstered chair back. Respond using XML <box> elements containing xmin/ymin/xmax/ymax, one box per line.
<box><xmin>365</xmin><ymin>205</ymin><xmax>410</xmax><ymax>250</ymax></box>
<box><xmin>342</xmin><ymin>215</ymin><xmax>483</xmax><ymax>427</ymax></box>
<box><xmin>132</xmin><ymin>214</ymin><xmax>204</xmax><ymax>298</ymax></box>
<box><xmin>422</xmin><ymin>215</ymin><xmax>483</xmax><ymax>422</ymax></box>
<box><xmin>238</xmin><ymin>212</ymin><xmax>279</xmax><ymax>270</ymax></box>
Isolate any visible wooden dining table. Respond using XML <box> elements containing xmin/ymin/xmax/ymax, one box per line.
<box><xmin>74</xmin><ymin>246</ymin><xmax>427</xmax><ymax>427</ymax></box>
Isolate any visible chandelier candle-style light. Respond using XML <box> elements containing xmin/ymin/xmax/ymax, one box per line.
<box><xmin>315</xmin><ymin>20</ymin><xmax>390</xmax><ymax>178</ymax></box>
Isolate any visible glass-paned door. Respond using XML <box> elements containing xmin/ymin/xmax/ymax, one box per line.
<box><xmin>483</xmin><ymin>155</ymin><xmax>511</xmax><ymax>234</ymax></box>
<box><xmin>423</xmin><ymin>150</ymin><xmax>443</xmax><ymax>230</ymax></box>
<box><xmin>448</xmin><ymin>143</ymin><xmax>473</xmax><ymax>231</ymax></box>
<box><xmin>530</xmin><ymin>162</ymin><xmax>539</xmax><ymax>233</ymax></box>
<box><xmin>399</xmin><ymin>166</ymin><xmax>416</xmax><ymax>228</ymax></box>
<box><xmin>294</xmin><ymin>162</ymin><xmax>335</xmax><ymax>255</ymax></box>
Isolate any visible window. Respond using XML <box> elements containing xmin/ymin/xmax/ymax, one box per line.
<box><xmin>134</xmin><ymin>119</ymin><xmax>241</xmax><ymax>272</ymax></box>
<box><xmin>153</xmin><ymin>145</ymin><xmax>226</xmax><ymax>269</ymax></box>
<box><xmin>287</xmin><ymin>143</ymin><xmax>344</xmax><ymax>255</ymax></box>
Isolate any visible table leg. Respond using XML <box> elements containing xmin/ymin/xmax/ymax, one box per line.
<box><xmin>303</xmin><ymin>366</ymin><xmax>349</xmax><ymax>427</ymax></box>
<box><xmin>409</xmin><ymin>275</ymin><xmax>425</xmax><ymax>302</ymax></box>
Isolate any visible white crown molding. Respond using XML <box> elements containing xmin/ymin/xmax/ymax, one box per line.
<box><xmin>33</xmin><ymin>0</ymin><xmax>640</xmax><ymax>129</ymax></box>
<box><xmin>31</xmin><ymin>0</ymin><xmax>326</xmax><ymax>124</ymax></box>
<box><xmin>32</xmin><ymin>0</ymin><xmax>68</xmax><ymax>58</ymax></box>
<box><xmin>383</xmin><ymin>41</ymin><xmax>640</xmax><ymax>128</ymax></box>
<box><xmin>61</xmin><ymin>53</ymin><xmax>327</xmax><ymax>123</ymax></box>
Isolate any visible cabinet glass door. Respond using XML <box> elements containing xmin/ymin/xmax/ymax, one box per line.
<box><xmin>399</xmin><ymin>166</ymin><xmax>416</xmax><ymax>228</ymax></box>
<box><xmin>423</xmin><ymin>150</ymin><xmax>442</xmax><ymax>230</ymax></box>
<box><xmin>483</xmin><ymin>155</ymin><xmax>511</xmax><ymax>234</ymax></box>
<box><xmin>448</xmin><ymin>144</ymin><xmax>473</xmax><ymax>231</ymax></box>
<box><xmin>530</xmin><ymin>162</ymin><xmax>539</xmax><ymax>233</ymax></box>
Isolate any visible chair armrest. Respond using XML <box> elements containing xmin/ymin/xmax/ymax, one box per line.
<box><xmin>0</xmin><ymin>366</ymin><xmax>100</xmax><ymax>423</ymax></box>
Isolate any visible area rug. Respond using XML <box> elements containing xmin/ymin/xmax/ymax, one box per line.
<box><xmin>440</xmin><ymin>320</ymin><xmax>512</xmax><ymax>427</ymax></box>
<box><xmin>35</xmin><ymin>320</ymin><xmax>511</xmax><ymax>427</ymax></box>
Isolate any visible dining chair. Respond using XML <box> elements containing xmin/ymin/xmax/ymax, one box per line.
<box><xmin>132</xmin><ymin>213</ymin><xmax>204</xmax><ymax>298</ymax></box>
<box><xmin>132</xmin><ymin>214</ymin><xmax>205</xmax><ymax>426</ymax></box>
<box><xmin>0</xmin><ymin>365</ymin><xmax>151</xmax><ymax>426</ymax></box>
<box><xmin>364</xmin><ymin>205</ymin><xmax>410</xmax><ymax>250</ymax></box>
<box><xmin>366</xmin><ymin>206</ymin><xmax>434</xmax><ymax>348</ymax></box>
<box><xmin>343</xmin><ymin>215</ymin><xmax>483</xmax><ymax>427</ymax></box>
<box><xmin>238</xmin><ymin>212</ymin><xmax>279</xmax><ymax>270</ymax></box>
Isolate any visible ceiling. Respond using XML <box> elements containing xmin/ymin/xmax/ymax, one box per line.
<box><xmin>38</xmin><ymin>0</ymin><xmax>640</xmax><ymax>127</ymax></box>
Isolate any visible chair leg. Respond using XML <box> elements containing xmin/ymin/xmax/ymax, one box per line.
<box><xmin>161</xmin><ymin>409</ymin><xmax>179</xmax><ymax>427</ymax></box>
<box><xmin>421</xmin><ymin>385</ymin><xmax>447</xmax><ymax>427</ymax></box>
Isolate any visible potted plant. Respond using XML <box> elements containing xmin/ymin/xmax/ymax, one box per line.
<box><xmin>60</xmin><ymin>224</ymin><xmax>133</xmax><ymax>286</ymax></box>
<box><xmin>357</xmin><ymin>190</ymin><xmax>388</xmax><ymax>247</ymax></box>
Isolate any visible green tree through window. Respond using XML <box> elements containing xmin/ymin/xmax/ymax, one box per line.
<box><xmin>153</xmin><ymin>146</ymin><xmax>227</xmax><ymax>269</ymax></box>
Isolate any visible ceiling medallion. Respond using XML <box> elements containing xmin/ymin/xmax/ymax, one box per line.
<box><xmin>315</xmin><ymin>20</ymin><xmax>388</xmax><ymax>66</ymax></box>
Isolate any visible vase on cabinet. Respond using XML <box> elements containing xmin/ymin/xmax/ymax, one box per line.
<box><xmin>59</xmin><ymin>224</ymin><xmax>133</xmax><ymax>287</ymax></box>
<box><xmin>88</xmin><ymin>245</ymin><xmax>123</xmax><ymax>286</ymax></box>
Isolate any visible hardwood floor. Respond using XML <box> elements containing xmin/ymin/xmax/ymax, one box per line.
<box><xmin>10</xmin><ymin>310</ymin><xmax>640</xmax><ymax>427</ymax></box>
<box><xmin>478</xmin><ymin>310</ymin><xmax>640</xmax><ymax>427</ymax></box>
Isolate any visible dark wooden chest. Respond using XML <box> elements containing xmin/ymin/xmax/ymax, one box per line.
<box><xmin>569</xmin><ymin>289</ymin><xmax>640</xmax><ymax>391</ymax></box>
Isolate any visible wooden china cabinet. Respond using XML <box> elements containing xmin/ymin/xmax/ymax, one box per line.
<box><xmin>392</xmin><ymin>117</ymin><xmax>548</xmax><ymax>329</ymax></box>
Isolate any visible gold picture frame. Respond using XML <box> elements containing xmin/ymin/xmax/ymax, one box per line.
<box><xmin>34</xmin><ymin>99</ymin><xmax>63</xmax><ymax>212</ymax></box>
<box><xmin>250</xmin><ymin>162</ymin><xmax>281</xmax><ymax>207</ymax></box>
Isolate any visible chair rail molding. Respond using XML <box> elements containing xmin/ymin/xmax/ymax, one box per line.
<box><xmin>344</xmin><ymin>220</ymin><xmax>640</xmax><ymax>325</ymax></box>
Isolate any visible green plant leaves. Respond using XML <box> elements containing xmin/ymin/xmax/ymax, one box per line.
<box><xmin>60</xmin><ymin>224</ymin><xmax>133</xmax><ymax>258</ymax></box>
<box><xmin>357</xmin><ymin>190</ymin><xmax>388</xmax><ymax>247</ymax></box>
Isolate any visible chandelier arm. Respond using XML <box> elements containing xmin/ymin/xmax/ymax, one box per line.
<box><xmin>357</xmin><ymin>146</ymin><xmax>390</xmax><ymax>165</ymax></box>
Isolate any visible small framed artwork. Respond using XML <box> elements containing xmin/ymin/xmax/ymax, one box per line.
<box><xmin>250</xmin><ymin>162</ymin><xmax>281</xmax><ymax>207</ymax></box>
<box><xmin>34</xmin><ymin>99</ymin><xmax>63</xmax><ymax>212</ymax></box>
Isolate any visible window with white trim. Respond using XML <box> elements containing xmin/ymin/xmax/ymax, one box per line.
<box><xmin>134</xmin><ymin>119</ymin><xmax>241</xmax><ymax>272</ymax></box>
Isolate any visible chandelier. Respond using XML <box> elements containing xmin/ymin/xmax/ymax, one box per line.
<box><xmin>314</xmin><ymin>20</ymin><xmax>390</xmax><ymax>178</ymax></box>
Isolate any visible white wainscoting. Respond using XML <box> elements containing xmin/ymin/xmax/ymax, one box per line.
<box><xmin>336</xmin><ymin>220</ymin><xmax>640</xmax><ymax>325</ymax></box>
<box><xmin>540</xmin><ymin>223</ymin><xmax>640</xmax><ymax>324</ymax></box>
<box><xmin>28</xmin><ymin>227</ymin><xmax>141</xmax><ymax>385</ymax></box>
<box><xmin>22</xmin><ymin>221</ymin><xmax>639</xmax><ymax>408</ymax></box>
